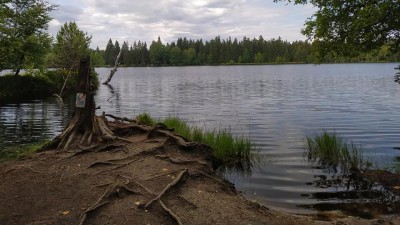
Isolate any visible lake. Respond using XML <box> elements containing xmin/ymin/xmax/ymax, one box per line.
<box><xmin>1</xmin><ymin>63</ymin><xmax>400</xmax><ymax>214</ymax></box>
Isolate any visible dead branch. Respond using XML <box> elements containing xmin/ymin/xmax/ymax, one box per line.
<box><xmin>103</xmin><ymin>51</ymin><xmax>122</xmax><ymax>85</ymax></box>
<box><xmin>145</xmin><ymin>169</ymin><xmax>188</xmax><ymax>209</ymax></box>
<box><xmin>159</xmin><ymin>199</ymin><xmax>183</xmax><ymax>225</ymax></box>
<box><xmin>54</xmin><ymin>65</ymin><xmax>75</xmax><ymax>106</ymax></box>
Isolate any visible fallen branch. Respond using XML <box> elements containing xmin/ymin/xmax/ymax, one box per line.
<box><xmin>145</xmin><ymin>169</ymin><xmax>188</xmax><ymax>209</ymax></box>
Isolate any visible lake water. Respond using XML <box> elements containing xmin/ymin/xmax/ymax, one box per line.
<box><xmin>1</xmin><ymin>64</ymin><xmax>400</xmax><ymax>214</ymax></box>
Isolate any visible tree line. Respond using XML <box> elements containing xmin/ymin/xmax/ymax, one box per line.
<box><xmin>1</xmin><ymin>0</ymin><xmax>399</xmax><ymax>73</ymax></box>
<box><xmin>96</xmin><ymin>36</ymin><xmax>399</xmax><ymax>67</ymax></box>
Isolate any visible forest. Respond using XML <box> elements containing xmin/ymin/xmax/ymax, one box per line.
<box><xmin>93</xmin><ymin>36</ymin><xmax>399</xmax><ymax>67</ymax></box>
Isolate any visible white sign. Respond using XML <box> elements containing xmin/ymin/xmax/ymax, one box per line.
<box><xmin>76</xmin><ymin>93</ymin><xmax>86</xmax><ymax>108</ymax></box>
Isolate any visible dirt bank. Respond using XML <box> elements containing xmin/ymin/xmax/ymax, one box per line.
<box><xmin>1</xmin><ymin>122</ymin><xmax>399</xmax><ymax>225</ymax></box>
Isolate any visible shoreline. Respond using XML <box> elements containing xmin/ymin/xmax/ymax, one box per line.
<box><xmin>1</xmin><ymin>121</ymin><xmax>399</xmax><ymax>225</ymax></box>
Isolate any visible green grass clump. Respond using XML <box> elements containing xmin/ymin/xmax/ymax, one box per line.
<box><xmin>135</xmin><ymin>112</ymin><xmax>156</xmax><ymax>126</ymax></box>
<box><xmin>135</xmin><ymin>113</ymin><xmax>256</xmax><ymax>173</ymax></box>
<box><xmin>304</xmin><ymin>131</ymin><xmax>364</xmax><ymax>174</ymax></box>
<box><xmin>0</xmin><ymin>141</ymin><xmax>48</xmax><ymax>162</ymax></box>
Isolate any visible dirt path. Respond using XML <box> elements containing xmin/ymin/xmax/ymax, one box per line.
<box><xmin>1</xmin><ymin>122</ymin><xmax>399</xmax><ymax>225</ymax></box>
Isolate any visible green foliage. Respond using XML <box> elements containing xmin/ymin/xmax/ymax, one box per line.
<box><xmin>90</xmin><ymin>47</ymin><xmax>105</xmax><ymax>66</ymax></box>
<box><xmin>0</xmin><ymin>72</ymin><xmax>54</xmax><ymax>102</ymax></box>
<box><xmin>0</xmin><ymin>68</ymin><xmax>99</xmax><ymax>103</ymax></box>
<box><xmin>97</xmin><ymin>35</ymin><xmax>398</xmax><ymax>67</ymax></box>
<box><xmin>304</xmin><ymin>131</ymin><xmax>365</xmax><ymax>174</ymax></box>
<box><xmin>52</xmin><ymin>22</ymin><xmax>92</xmax><ymax>70</ymax></box>
<box><xmin>0</xmin><ymin>141</ymin><xmax>48</xmax><ymax>162</ymax></box>
<box><xmin>161</xmin><ymin>116</ymin><xmax>255</xmax><ymax>172</ymax></box>
<box><xmin>275</xmin><ymin>0</ymin><xmax>400</xmax><ymax>60</ymax></box>
<box><xmin>0</xmin><ymin>0</ymin><xmax>55</xmax><ymax>74</ymax></box>
<box><xmin>149</xmin><ymin>37</ymin><xmax>168</xmax><ymax>65</ymax></box>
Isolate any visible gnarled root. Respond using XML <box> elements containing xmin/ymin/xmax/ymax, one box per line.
<box><xmin>53</xmin><ymin>113</ymin><xmax>116</xmax><ymax>151</ymax></box>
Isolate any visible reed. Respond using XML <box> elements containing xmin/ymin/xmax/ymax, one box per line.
<box><xmin>304</xmin><ymin>131</ymin><xmax>364</xmax><ymax>173</ymax></box>
<box><xmin>135</xmin><ymin>113</ymin><xmax>256</xmax><ymax>172</ymax></box>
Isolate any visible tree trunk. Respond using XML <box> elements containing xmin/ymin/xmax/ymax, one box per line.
<box><xmin>103</xmin><ymin>50</ymin><xmax>122</xmax><ymax>85</ymax></box>
<box><xmin>47</xmin><ymin>56</ymin><xmax>115</xmax><ymax>151</ymax></box>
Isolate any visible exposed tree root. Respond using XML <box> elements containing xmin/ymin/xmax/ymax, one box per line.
<box><xmin>78</xmin><ymin>181</ymin><xmax>141</xmax><ymax>225</ymax></box>
<box><xmin>70</xmin><ymin>142</ymin><xmax>127</xmax><ymax>156</ymax></box>
<box><xmin>144</xmin><ymin>169</ymin><xmax>184</xmax><ymax>181</ymax></box>
<box><xmin>117</xmin><ymin>175</ymin><xmax>156</xmax><ymax>195</ymax></box>
<box><xmin>4</xmin><ymin>165</ymin><xmax>38</xmax><ymax>174</ymax></box>
<box><xmin>105</xmin><ymin>114</ymin><xmax>136</xmax><ymax>123</ymax></box>
<box><xmin>155</xmin><ymin>154</ymin><xmax>208</xmax><ymax>166</ymax></box>
<box><xmin>145</xmin><ymin>169</ymin><xmax>188</xmax><ymax>209</ymax></box>
<box><xmin>153</xmin><ymin>130</ymin><xmax>197</xmax><ymax>149</ymax></box>
<box><xmin>160</xmin><ymin>199</ymin><xmax>183</xmax><ymax>225</ymax></box>
<box><xmin>197</xmin><ymin>171</ymin><xmax>227</xmax><ymax>186</ymax></box>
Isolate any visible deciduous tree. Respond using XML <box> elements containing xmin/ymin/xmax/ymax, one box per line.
<box><xmin>0</xmin><ymin>0</ymin><xmax>55</xmax><ymax>75</ymax></box>
<box><xmin>275</xmin><ymin>0</ymin><xmax>400</xmax><ymax>59</ymax></box>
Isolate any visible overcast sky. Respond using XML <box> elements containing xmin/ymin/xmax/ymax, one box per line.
<box><xmin>47</xmin><ymin>0</ymin><xmax>315</xmax><ymax>49</ymax></box>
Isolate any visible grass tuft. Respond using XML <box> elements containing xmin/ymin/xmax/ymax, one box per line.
<box><xmin>0</xmin><ymin>141</ymin><xmax>48</xmax><ymax>162</ymax></box>
<box><xmin>135</xmin><ymin>113</ymin><xmax>256</xmax><ymax>173</ymax></box>
<box><xmin>135</xmin><ymin>112</ymin><xmax>156</xmax><ymax>126</ymax></box>
<box><xmin>304</xmin><ymin>131</ymin><xmax>365</xmax><ymax>174</ymax></box>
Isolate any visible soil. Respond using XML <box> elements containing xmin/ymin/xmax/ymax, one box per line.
<box><xmin>1</xmin><ymin>121</ymin><xmax>400</xmax><ymax>225</ymax></box>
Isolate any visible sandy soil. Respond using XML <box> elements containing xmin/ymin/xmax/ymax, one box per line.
<box><xmin>1</xmin><ymin>122</ymin><xmax>399</xmax><ymax>225</ymax></box>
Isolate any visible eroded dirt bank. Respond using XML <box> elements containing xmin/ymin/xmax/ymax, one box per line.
<box><xmin>1</xmin><ymin>122</ymin><xmax>399</xmax><ymax>225</ymax></box>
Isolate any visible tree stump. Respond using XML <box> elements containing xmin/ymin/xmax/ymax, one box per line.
<box><xmin>50</xmin><ymin>57</ymin><xmax>115</xmax><ymax>150</ymax></box>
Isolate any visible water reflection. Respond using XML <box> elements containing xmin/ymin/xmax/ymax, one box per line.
<box><xmin>2</xmin><ymin>64</ymin><xmax>400</xmax><ymax>215</ymax></box>
<box><xmin>301</xmin><ymin>149</ymin><xmax>400</xmax><ymax>218</ymax></box>
<box><xmin>0</xmin><ymin>97</ymin><xmax>73</xmax><ymax>147</ymax></box>
<box><xmin>300</xmin><ymin>173</ymin><xmax>400</xmax><ymax>218</ymax></box>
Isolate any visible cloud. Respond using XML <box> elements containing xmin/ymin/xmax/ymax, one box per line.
<box><xmin>47</xmin><ymin>0</ymin><xmax>315</xmax><ymax>49</ymax></box>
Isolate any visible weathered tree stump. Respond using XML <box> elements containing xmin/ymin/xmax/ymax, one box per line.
<box><xmin>50</xmin><ymin>57</ymin><xmax>116</xmax><ymax>151</ymax></box>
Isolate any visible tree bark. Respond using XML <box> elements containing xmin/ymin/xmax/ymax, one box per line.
<box><xmin>48</xmin><ymin>56</ymin><xmax>116</xmax><ymax>151</ymax></box>
<box><xmin>102</xmin><ymin>50</ymin><xmax>122</xmax><ymax>85</ymax></box>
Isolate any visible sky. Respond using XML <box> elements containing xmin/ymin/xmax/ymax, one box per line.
<box><xmin>47</xmin><ymin>0</ymin><xmax>316</xmax><ymax>49</ymax></box>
